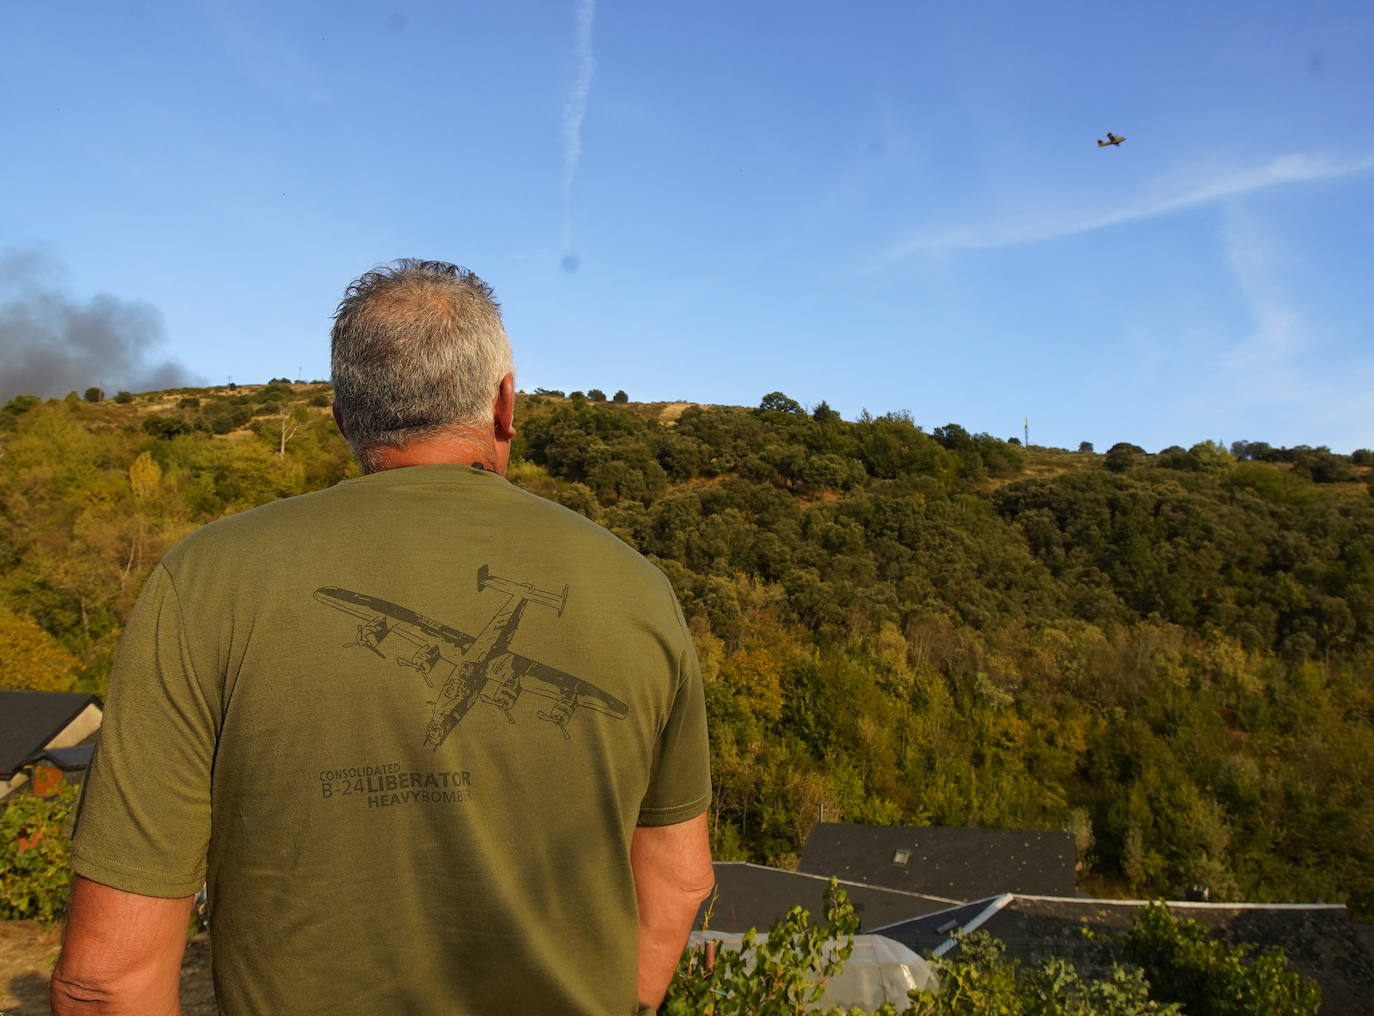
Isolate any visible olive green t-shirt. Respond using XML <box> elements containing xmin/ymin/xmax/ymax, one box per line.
<box><xmin>72</xmin><ymin>465</ymin><xmax>710</xmax><ymax>1015</ymax></box>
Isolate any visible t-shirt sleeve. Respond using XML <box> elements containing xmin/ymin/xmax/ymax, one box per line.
<box><xmin>636</xmin><ymin>601</ymin><xmax>711</xmax><ymax>826</ymax></box>
<box><xmin>71</xmin><ymin>563</ymin><xmax>217</xmax><ymax>898</ymax></box>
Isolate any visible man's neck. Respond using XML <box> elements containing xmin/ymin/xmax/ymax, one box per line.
<box><xmin>366</xmin><ymin>434</ymin><xmax>505</xmax><ymax>474</ymax></box>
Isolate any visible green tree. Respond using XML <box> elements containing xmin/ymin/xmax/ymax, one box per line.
<box><xmin>759</xmin><ymin>392</ymin><xmax>804</xmax><ymax>415</ymax></box>
<box><xmin>813</xmin><ymin>400</ymin><xmax>841</xmax><ymax>424</ymax></box>
<box><xmin>1104</xmin><ymin>443</ymin><xmax>1145</xmax><ymax>472</ymax></box>
<box><xmin>0</xmin><ymin>611</ymin><xmax>84</xmax><ymax>690</ymax></box>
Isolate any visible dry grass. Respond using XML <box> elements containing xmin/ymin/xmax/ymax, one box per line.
<box><xmin>657</xmin><ymin>402</ymin><xmax>691</xmax><ymax>426</ymax></box>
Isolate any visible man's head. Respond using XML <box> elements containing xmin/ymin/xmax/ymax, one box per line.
<box><xmin>331</xmin><ymin>259</ymin><xmax>515</xmax><ymax>472</ymax></box>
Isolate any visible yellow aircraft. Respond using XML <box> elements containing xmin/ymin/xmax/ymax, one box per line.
<box><xmin>1097</xmin><ymin>132</ymin><xmax>1125</xmax><ymax>147</ymax></box>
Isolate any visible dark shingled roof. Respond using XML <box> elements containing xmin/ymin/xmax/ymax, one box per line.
<box><xmin>698</xmin><ymin>862</ymin><xmax>956</xmax><ymax>934</ymax></box>
<box><xmin>799</xmin><ymin>822</ymin><xmax>1078</xmax><ymax>900</ymax></box>
<box><xmin>875</xmin><ymin>895</ymin><xmax>1374</xmax><ymax>1016</ymax></box>
<box><xmin>0</xmin><ymin>690</ymin><xmax>100</xmax><ymax>777</ymax></box>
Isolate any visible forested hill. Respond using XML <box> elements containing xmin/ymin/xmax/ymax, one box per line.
<box><xmin>3</xmin><ymin>383</ymin><xmax>1372</xmax><ymax>917</ymax></box>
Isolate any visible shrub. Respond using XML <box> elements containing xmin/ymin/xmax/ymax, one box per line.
<box><xmin>664</xmin><ymin>878</ymin><xmax>859</xmax><ymax>1015</ymax></box>
<box><xmin>1104</xmin><ymin>442</ymin><xmax>1145</xmax><ymax>472</ymax></box>
<box><xmin>913</xmin><ymin>933</ymin><xmax>1179</xmax><ymax>1016</ymax></box>
<box><xmin>114</xmin><ymin>390</ymin><xmax>135</xmax><ymax>403</ymax></box>
<box><xmin>1120</xmin><ymin>903</ymin><xmax>1320</xmax><ymax>1016</ymax></box>
<box><xmin>0</xmin><ymin>783</ymin><xmax>79</xmax><ymax>921</ymax></box>
<box><xmin>142</xmin><ymin>414</ymin><xmax>191</xmax><ymax>439</ymax></box>
<box><xmin>0</xmin><ymin>394</ymin><xmax>40</xmax><ymax>428</ymax></box>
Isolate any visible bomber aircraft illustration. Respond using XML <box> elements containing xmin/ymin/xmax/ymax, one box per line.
<box><xmin>315</xmin><ymin>566</ymin><xmax>628</xmax><ymax>749</ymax></box>
<box><xmin>1097</xmin><ymin>132</ymin><xmax>1126</xmax><ymax>147</ymax></box>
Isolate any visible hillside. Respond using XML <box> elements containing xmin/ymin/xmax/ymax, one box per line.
<box><xmin>2</xmin><ymin>384</ymin><xmax>1372</xmax><ymax>918</ymax></box>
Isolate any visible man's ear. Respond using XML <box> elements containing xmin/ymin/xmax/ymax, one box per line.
<box><xmin>493</xmin><ymin>373</ymin><xmax>516</xmax><ymax>442</ymax></box>
<box><xmin>331</xmin><ymin>403</ymin><xmax>345</xmax><ymax>436</ymax></box>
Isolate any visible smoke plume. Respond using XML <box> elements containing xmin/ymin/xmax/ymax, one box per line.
<box><xmin>0</xmin><ymin>249</ymin><xmax>203</xmax><ymax>401</ymax></box>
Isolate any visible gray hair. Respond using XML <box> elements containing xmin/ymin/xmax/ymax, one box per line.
<box><xmin>330</xmin><ymin>259</ymin><xmax>514</xmax><ymax>471</ymax></box>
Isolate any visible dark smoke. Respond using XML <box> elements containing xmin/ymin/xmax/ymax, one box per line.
<box><xmin>0</xmin><ymin>248</ymin><xmax>204</xmax><ymax>401</ymax></box>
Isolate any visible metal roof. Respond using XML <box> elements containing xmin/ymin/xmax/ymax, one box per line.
<box><xmin>0</xmin><ymin>690</ymin><xmax>100</xmax><ymax>776</ymax></box>
<box><xmin>799</xmin><ymin>822</ymin><xmax>1079</xmax><ymax>899</ymax></box>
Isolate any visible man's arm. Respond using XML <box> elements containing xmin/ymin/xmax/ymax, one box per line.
<box><xmin>631</xmin><ymin>812</ymin><xmax>715</xmax><ymax>1009</ymax></box>
<box><xmin>50</xmin><ymin>875</ymin><xmax>193</xmax><ymax>1016</ymax></box>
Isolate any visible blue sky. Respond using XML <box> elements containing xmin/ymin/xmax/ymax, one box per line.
<box><xmin>4</xmin><ymin>0</ymin><xmax>1372</xmax><ymax>453</ymax></box>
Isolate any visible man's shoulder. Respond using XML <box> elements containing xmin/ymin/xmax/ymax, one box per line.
<box><xmin>159</xmin><ymin>471</ymin><xmax>666</xmax><ymax>587</ymax></box>
<box><xmin>498</xmin><ymin>482</ymin><xmax>672</xmax><ymax>583</ymax></box>
<box><xmin>177</xmin><ymin>483</ymin><xmax>339</xmax><ymax>536</ymax></box>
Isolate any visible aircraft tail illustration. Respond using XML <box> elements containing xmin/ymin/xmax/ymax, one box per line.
<box><xmin>476</xmin><ymin>564</ymin><xmax>568</xmax><ymax>616</ymax></box>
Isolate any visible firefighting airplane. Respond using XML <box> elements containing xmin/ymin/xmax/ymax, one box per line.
<box><xmin>315</xmin><ymin>566</ymin><xmax>628</xmax><ymax>748</ymax></box>
<box><xmin>1097</xmin><ymin>132</ymin><xmax>1126</xmax><ymax>147</ymax></box>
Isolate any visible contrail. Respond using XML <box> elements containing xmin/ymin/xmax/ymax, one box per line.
<box><xmin>561</xmin><ymin>0</ymin><xmax>596</xmax><ymax>256</ymax></box>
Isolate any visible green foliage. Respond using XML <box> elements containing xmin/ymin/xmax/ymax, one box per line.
<box><xmin>911</xmin><ymin>933</ymin><xmax>1180</xmax><ymax>1016</ymax></box>
<box><xmin>83</xmin><ymin>387</ymin><xmax>104</xmax><ymax>403</ymax></box>
<box><xmin>0</xmin><ymin>610</ymin><xmax>84</xmax><ymax>689</ymax></box>
<box><xmin>759</xmin><ymin>391</ymin><xmax>805</xmax><ymax>415</ymax></box>
<box><xmin>663</xmin><ymin>893</ymin><xmax>1311</xmax><ymax>1016</ymax></box>
<box><xmin>142</xmin><ymin>413</ymin><xmax>191</xmax><ymax>439</ymax></box>
<box><xmin>1120</xmin><ymin>903</ymin><xmax>1321</xmax><ymax>1016</ymax></box>
<box><xmin>613</xmin><ymin>389</ymin><xmax>629</xmax><ymax>403</ymax></box>
<box><xmin>113</xmin><ymin>390</ymin><xmax>134</xmax><ymax>403</ymax></box>
<box><xmin>907</xmin><ymin>904</ymin><xmax>1318</xmax><ymax>1016</ymax></box>
<box><xmin>0</xmin><ymin>783</ymin><xmax>79</xmax><ymax>920</ymax></box>
<box><xmin>1</xmin><ymin>390</ymin><xmax>40</xmax><ymax>417</ymax></box>
<box><xmin>1105</xmin><ymin>442</ymin><xmax>1146</xmax><ymax>472</ymax></box>
<box><xmin>2</xmin><ymin>386</ymin><xmax>1372</xmax><ymax>920</ymax></box>
<box><xmin>663</xmin><ymin>879</ymin><xmax>861</xmax><ymax>1015</ymax></box>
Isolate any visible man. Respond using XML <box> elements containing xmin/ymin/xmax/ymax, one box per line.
<box><xmin>52</xmin><ymin>260</ymin><xmax>714</xmax><ymax>1015</ymax></box>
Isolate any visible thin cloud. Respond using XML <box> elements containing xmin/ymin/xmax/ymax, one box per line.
<box><xmin>1205</xmin><ymin>206</ymin><xmax>1372</xmax><ymax>451</ymax></box>
<box><xmin>561</xmin><ymin>0</ymin><xmax>597</xmax><ymax>252</ymax></box>
<box><xmin>1216</xmin><ymin>207</ymin><xmax>1304</xmax><ymax>384</ymax></box>
<box><xmin>888</xmin><ymin>153</ymin><xmax>1374</xmax><ymax>257</ymax></box>
<box><xmin>206</xmin><ymin>0</ymin><xmax>329</xmax><ymax>105</ymax></box>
